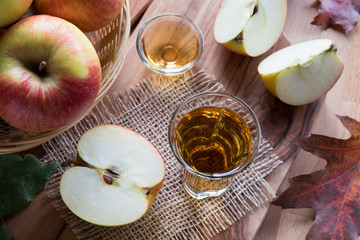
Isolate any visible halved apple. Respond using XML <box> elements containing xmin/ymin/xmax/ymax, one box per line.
<box><xmin>258</xmin><ymin>39</ymin><xmax>344</xmax><ymax>106</ymax></box>
<box><xmin>214</xmin><ymin>0</ymin><xmax>287</xmax><ymax>57</ymax></box>
<box><xmin>60</xmin><ymin>125</ymin><xmax>166</xmax><ymax>226</ymax></box>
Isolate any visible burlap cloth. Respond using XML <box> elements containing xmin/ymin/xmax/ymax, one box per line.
<box><xmin>42</xmin><ymin>71</ymin><xmax>282</xmax><ymax>240</ymax></box>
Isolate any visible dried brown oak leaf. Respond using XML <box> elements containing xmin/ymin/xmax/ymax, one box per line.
<box><xmin>313</xmin><ymin>0</ymin><xmax>360</xmax><ymax>34</ymax></box>
<box><xmin>272</xmin><ymin>115</ymin><xmax>360</xmax><ymax>240</ymax></box>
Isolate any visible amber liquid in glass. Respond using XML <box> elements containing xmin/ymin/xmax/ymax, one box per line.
<box><xmin>175</xmin><ymin>106</ymin><xmax>252</xmax><ymax>175</ymax></box>
<box><xmin>141</xmin><ymin>18</ymin><xmax>200</xmax><ymax>70</ymax></box>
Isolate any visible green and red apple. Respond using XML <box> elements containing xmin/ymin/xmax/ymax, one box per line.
<box><xmin>0</xmin><ymin>0</ymin><xmax>33</xmax><ymax>28</ymax></box>
<box><xmin>0</xmin><ymin>15</ymin><xmax>102</xmax><ymax>132</ymax></box>
<box><xmin>60</xmin><ymin>125</ymin><xmax>166</xmax><ymax>226</ymax></box>
<box><xmin>258</xmin><ymin>39</ymin><xmax>344</xmax><ymax>106</ymax></box>
<box><xmin>214</xmin><ymin>0</ymin><xmax>287</xmax><ymax>57</ymax></box>
<box><xmin>34</xmin><ymin>0</ymin><xmax>125</xmax><ymax>32</ymax></box>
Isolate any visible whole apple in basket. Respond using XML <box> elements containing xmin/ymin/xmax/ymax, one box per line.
<box><xmin>0</xmin><ymin>15</ymin><xmax>102</xmax><ymax>132</ymax></box>
<box><xmin>34</xmin><ymin>0</ymin><xmax>126</xmax><ymax>32</ymax></box>
<box><xmin>0</xmin><ymin>0</ymin><xmax>33</xmax><ymax>28</ymax></box>
<box><xmin>60</xmin><ymin>125</ymin><xmax>166</xmax><ymax>226</ymax></box>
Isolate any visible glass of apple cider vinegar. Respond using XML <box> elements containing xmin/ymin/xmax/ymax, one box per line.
<box><xmin>168</xmin><ymin>92</ymin><xmax>261</xmax><ymax>199</ymax></box>
<box><xmin>136</xmin><ymin>13</ymin><xmax>204</xmax><ymax>75</ymax></box>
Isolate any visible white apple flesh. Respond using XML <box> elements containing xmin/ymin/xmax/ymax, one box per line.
<box><xmin>214</xmin><ymin>0</ymin><xmax>287</xmax><ymax>57</ymax></box>
<box><xmin>60</xmin><ymin>125</ymin><xmax>166</xmax><ymax>226</ymax></box>
<box><xmin>0</xmin><ymin>15</ymin><xmax>101</xmax><ymax>132</ymax></box>
<box><xmin>258</xmin><ymin>39</ymin><xmax>344</xmax><ymax>106</ymax></box>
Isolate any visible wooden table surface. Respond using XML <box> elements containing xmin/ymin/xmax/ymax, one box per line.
<box><xmin>4</xmin><ymin>0</ymin><xmax>360</xmax><ymax>239</ymax></box>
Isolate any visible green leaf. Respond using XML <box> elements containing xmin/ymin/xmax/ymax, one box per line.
<box><xmin>0</xmin><ymin>224</ymin><xmax>14</xmax><ymax>240</ymax></box>
<box><xmin>0</xmin><ymin>154</ymin><xmax>58</xmax><ymax>217</ymax></box>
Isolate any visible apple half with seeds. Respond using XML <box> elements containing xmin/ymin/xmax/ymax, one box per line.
<box><xmin>60</xmin><ymin>125</ymin><xmax>166</xmax><ymax>226</ymax></box>
<box><xmin>258</xmin><ymin>39</ymin><xmax>344</xmax><ymax>106</ymax></box>
<box><xmin>214</xmin><ymin>0</ymin><xmax>287</xmax><ymax>57</ymax></box>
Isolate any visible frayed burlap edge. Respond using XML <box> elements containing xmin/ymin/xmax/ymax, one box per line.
<box><xmin>42</xmin><ymin>70</ymin><xmax>282</xmax><ymax>240</ymax></box>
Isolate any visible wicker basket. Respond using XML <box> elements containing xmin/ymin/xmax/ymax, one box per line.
<box><xmin>0</xmin><ymin>0</ymin><xmax>131</xmax><ymax>153</ymax></box>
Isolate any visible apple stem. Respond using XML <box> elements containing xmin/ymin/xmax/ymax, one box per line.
<box><xmin>68</xmin><ymin>159</ymin><xmax>94</xmax><ymax>168</ymax></box>
<box><xmin>329</xmin><ymin>44</ymin><xmax>337</xmax><ymax>52</ymax></box>
<box><xmin>106</xmin><ymin>168</ymin><xmax>120</xmax><ymax>178</ymax></box>
<box><xmin>39</xmin><ymin>61</ymin><xmax>47</xmax><ymax>72</ymax></box>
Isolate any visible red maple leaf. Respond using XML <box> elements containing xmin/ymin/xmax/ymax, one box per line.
<box><xmin>272</xmin><ymin>115</ymin><xmax>360</xmax><ymax>240</ymax></box>
<box><xmin>312</xmin><ymin>0</ymin><xmax>360</xmax><ymax>34</ymax></box>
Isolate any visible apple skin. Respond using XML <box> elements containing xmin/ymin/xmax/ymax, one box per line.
<box><xmin>34</xmin><ymin>0</ymin><xmax>125</xmax><ymax>32</ymax></box>
<box><xmin>60</xmin><ymin>125</ymin><xmax>166</xmax><ymax>226</ymax></box>
<box><xmin>221</xmin><ymin>39</ymin><xmax>247</xmax><ymax>56</ymax></box>
<box><xmin>0</xmin><ymin>0</ymin><xmax>33</xmax><ymax>28</ymax></box>
<box><xmin>0</xmin><ymin>15</ymin><xmax>101</xmax><ymax>132</ymax></box>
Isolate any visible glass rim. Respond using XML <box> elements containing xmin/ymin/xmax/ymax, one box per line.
<box><xmin>168</xmin><ymin>92</ymin><xmax>262</xmax><ymax>179</ymax></box>
<box><xmin>136</xmin><ymin>13</ymin><xmax>204</xmax><ymax>75</ymax></box>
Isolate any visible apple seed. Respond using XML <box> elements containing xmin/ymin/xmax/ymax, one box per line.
<box><xmin>251</xmin><ymin>4</ymin><xmax>258</xmax><ymax>16</ymax></box>
<box><xmin>69</xmin><ymin>159</ymin><xmax>123</xmax><ymax>185</ymax></box>
<box><xmin>106</xmin><ymin>164</ymin><xmax>121</xmax><ymax>177</ymax></box>
<box><xmin>103</xmin><ymin>175</ymin><xmax>113</xmax><ymax>185</ymax></box>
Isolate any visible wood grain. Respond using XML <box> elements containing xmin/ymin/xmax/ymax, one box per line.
<box><xmin>252</xmin><ymin>0</ymin><xmax>360</xmax><ymax>239</ymax></box>
<box><xmin>4</xmin><ymin>0</ymin><xmax>360</xmax><ymax>239</ymax></box>
<box><xmin>129</xmin><ymin>0</ymin><xmax>153</xmax><ymax>26</ymax></box>
<box><xmin>5</xmin><ymin>191</ymin><xmax>66</xmax><ymax>240</ymax></box>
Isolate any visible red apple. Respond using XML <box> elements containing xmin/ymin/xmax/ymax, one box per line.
<box><xmin>60</xmin><ymin>125</ymin><xmax>166</xmax><ymax>226</ymax></box>
<box><xmin>34</xmin><ymin>0</ymin><xmax>125</xmax><ymax>32</ymax></box>
<box><xmin>0</xmin><ymin>15</ymin><xmax>102</xmax><ymax>132</ymax></box>
<box><xmin>0</xmin><ymin>0</ymin><xmax>33</xmax><ymax>28</ymax></box>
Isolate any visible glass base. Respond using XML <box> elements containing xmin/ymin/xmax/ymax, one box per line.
<box><xmin>183</xmin><ymin>182</ymin><xmax>229</xmax><ymax>200</ymax></box>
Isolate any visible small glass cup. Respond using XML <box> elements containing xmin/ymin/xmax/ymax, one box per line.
<box><xmin>168</xmin><ymin>92</ymin><xmax>261</xmax><ymax>199</ymax></box>
<box><xmin>136</xmin><ymin>13</ymin><xmax>204</xmax><ymax>75</ymax></box>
